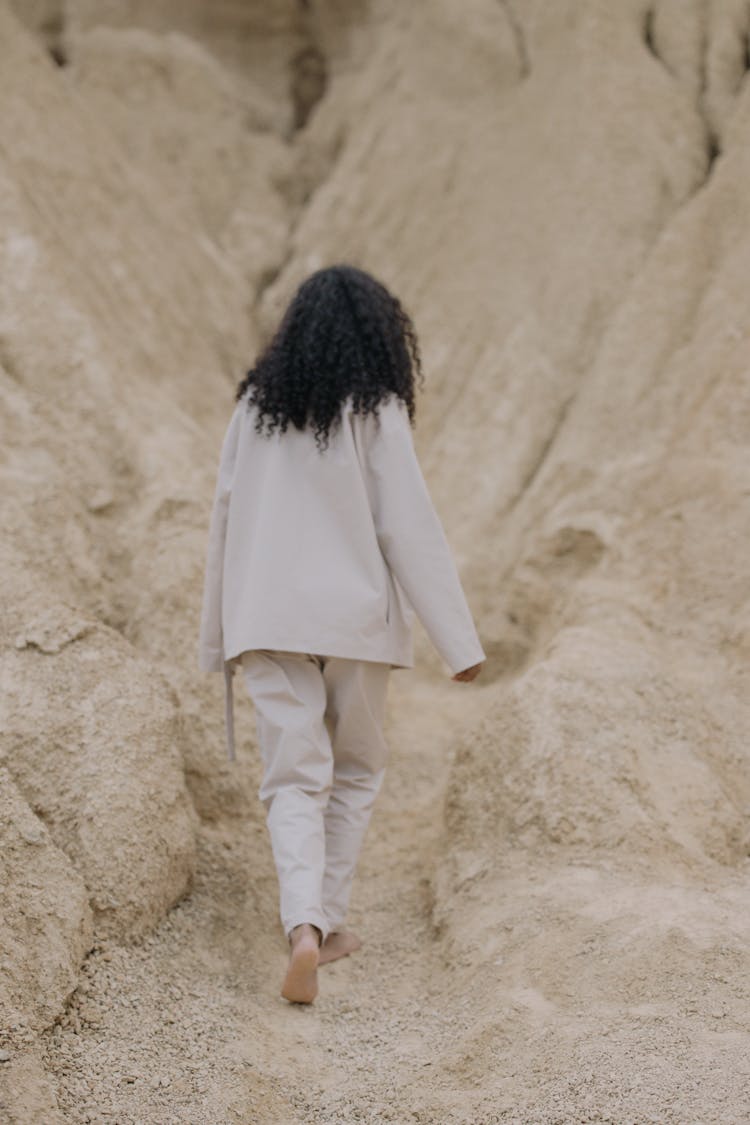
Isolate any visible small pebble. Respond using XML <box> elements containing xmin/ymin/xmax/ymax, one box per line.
<box><xmin>0</xmin><ymin>1050</ymin><xmax>11</xmax><ymax>1062</ymax></box>
<box><xmin>87</xmin><ymin>488</ymin><xmax>114</xmax><ymax>512</ymax></box>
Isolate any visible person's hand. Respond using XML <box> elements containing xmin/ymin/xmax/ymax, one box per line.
<box><xmin>452</xmin><ymin>661</ymin><xmax>483</xmax><ymax>682</ymax></box>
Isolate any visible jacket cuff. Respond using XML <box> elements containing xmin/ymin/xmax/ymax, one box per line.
<box><xmin>446</xmin><ymin>640</ymin><xmax>487</xmax><ymax>676</ymax></box>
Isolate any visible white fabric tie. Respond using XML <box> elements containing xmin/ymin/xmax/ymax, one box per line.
<box><xmin>223</xmin><ymin>660</ymin><xmax>236</xmax><ymax>762</ymax></box>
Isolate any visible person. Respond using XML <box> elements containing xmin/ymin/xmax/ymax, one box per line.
<box><xmin>198</xmin><ymin>264</ymin><xmax>485</xmax><ymax>1004</ymax></box>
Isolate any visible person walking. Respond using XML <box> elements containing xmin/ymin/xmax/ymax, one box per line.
<box><xmin>198</xmin><ymin>264</ymin><xmax>485</xmax><ymax>1003</ymax></box>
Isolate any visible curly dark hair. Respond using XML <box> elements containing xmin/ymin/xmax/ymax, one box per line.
<box><xmin>234</xmin><ymin>264</ymin><xmax>424</xmax><ymax>452</ymax></box>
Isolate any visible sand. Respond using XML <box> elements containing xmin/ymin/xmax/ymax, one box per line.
<box><xmin>1</xmin><ymin>1</ymin><xmax>749</xmax><ymax>1121</ymax></box>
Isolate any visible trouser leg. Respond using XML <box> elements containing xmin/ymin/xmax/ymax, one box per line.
<box><xmin>240</xmin><ymin>650</ymin><xmax>332</xmax><ymax>943</ymax></box>
<box><xmin>319</xmin><ymin>656</ymin><xmax>391</xmax><ymax>932</ymax></box>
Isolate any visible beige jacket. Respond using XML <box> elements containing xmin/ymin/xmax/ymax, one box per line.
<box><xmin>198</xmin><ymin>391</ymin><xmax>486</xmax><ymax>761</ymax></box>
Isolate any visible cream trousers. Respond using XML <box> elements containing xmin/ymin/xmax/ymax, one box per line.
<box><xmin>239</xmin><ymin>649</ymin><xmax>391</xmax><ymax>943</ymax></box>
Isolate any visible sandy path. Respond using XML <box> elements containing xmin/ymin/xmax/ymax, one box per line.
<box><xmin>37</xmin><ymin>662</ymin><xmax>750</xmax><ymax>1123</ymax></box>
<box><xmin>39</xmin><ymin>669</ymin><xmax>489</xmax><ymax>1124</ymax></box>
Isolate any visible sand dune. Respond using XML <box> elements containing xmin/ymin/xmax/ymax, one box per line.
<box><xmin>1</xmin><ymin>1</ymin><xmax>748</xmax><ymax>1121</ymax></box>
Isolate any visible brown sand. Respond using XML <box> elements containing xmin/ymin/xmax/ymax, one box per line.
<box><xmin>1</xmin><ymin>1</ymin><xmax>749</xmax><ymax>1121</ymax></box>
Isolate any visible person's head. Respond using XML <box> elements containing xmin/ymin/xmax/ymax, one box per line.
<box><xmin>235</xmin><ymin>264</ymin><xmax>424</xmax><ymax>451</ymax></box>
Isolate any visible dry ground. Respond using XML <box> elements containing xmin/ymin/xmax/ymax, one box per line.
<box><xmin>37</xmin><ymin>667</ymin><xmax>750</xmax><ymax>1124</ymax></box>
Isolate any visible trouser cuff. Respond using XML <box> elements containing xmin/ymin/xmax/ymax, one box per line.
<box><xmin>285</xmin><ymin>913</ymin><xmax>330</xmax><ymax>944</ymax></box>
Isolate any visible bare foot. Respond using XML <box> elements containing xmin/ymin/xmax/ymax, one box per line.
<box><xmin>281</xmin><ymin>924</ymin><xmax>320</xmax><ymax>1003</ymax></box>
<box><xmin>318</xmin><ymin>930</ymin><xmax>362</xmax><ymax>966</ymax></box>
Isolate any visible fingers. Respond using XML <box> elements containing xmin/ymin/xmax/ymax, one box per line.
<box><xmin>451</xmin><ymin>663</ymin><xmax>483</xmax><ymax>682</ymax></box>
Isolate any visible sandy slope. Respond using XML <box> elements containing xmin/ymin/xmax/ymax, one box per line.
<box><xmin>2</xmin><ymin>1</ymin><xmax>750</xmax><ymax>1122</ymax></box>
<box><xmin>24</xmin><ymin>668</ymin><xmax>750</xmax><ymax>1123</ymax></box>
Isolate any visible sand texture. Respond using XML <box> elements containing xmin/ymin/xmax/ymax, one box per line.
<box><xmin>1</xmin><ymin>1</ymin><xmax>749</xmax><ymax>1121</ymax></box>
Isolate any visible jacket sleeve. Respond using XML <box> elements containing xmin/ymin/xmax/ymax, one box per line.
<box><xmin>197</xmin><ymin>404</ymin><xmax>242</xmax><ymax>674</ymax></box>
<box><xmin>360</xmin><ymin>395</ymin><xmax>486</xmax><ymax>676</ymax></box>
